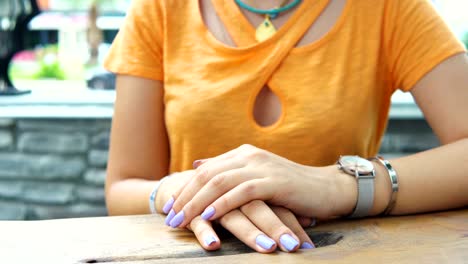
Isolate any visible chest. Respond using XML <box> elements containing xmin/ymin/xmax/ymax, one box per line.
<box><xmin>162</xmin><ymin>0</ymin><xmax>388</xmax><ymax>144</ymax></box>
<box><xmin>198</xmin><ymin>0</ymin><xmax>348</xmax><ymax>127</ymax></box>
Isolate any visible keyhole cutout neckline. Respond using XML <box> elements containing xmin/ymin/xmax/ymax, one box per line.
<box><xmin>195</xmin><ymin>0</ymin><xmax>350</xmax><ymax>130</ymax></box>
<box><xmin>252</xmin><ymin>86</ymin><xmax>284</xmax><ymax>128</ymax></box>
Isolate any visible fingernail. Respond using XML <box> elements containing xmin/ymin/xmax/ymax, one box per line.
<box><xmin>310</xmin><ymin>218</ymin><xmax>317</xmax><ymax>227</ymax></box>
<box><xmin>169</xmin><ymin>211</ymin><xmax>185</xmax><ymax>228</ymax></box>
<box><xmin>203</xmin><ymin>234</ymin><xmax>217</xmax><ymax>247</ymax></box>
<box><xmin>165</xmin><ymin>209</ymin><xmax>176</xmax><ymax>226</ymax></box>
<box><xmin>255</xmin><ymin>234</ymin><xmax>275</xmax><ymax>250</ymax></box>
<box><xmin>280</xmin><ymin>234</ymin><xmax>299</xmax><ymax>251</ymax></box>
<box><xmin>201</xmin><ymin>206</ymin><xmax>216</xmax><ymax>220</ymax></box>
<box><xmin>162</xmin><ymin>196</ymin><xmax>175</xmax><ymax>214</ymax></box>
<box><xmin>193</xmin><ymin>160</ymin><xmax>204</xmax><ymax>168</ymax></box>
<box><xmin>300</xmin><ymin>242</ymin><xmax>315</xmax><ymax>249</ymax></box>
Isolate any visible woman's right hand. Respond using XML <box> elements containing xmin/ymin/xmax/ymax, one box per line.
<box><xmin>156</xmin><ymin>170</ymin><xmax>195</xmax><ymax>214</ymax></box>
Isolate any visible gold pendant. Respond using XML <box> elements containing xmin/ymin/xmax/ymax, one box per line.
<box><xmin>255</xmin><ymin>16</ymin><xmax>277</xmax><ymax>42</ymax></box>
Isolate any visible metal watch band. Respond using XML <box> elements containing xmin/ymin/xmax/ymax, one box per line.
<box><xmin>372</xmin><ymin>156</ymin><xmax>399</xmax><ymax>215</ymax></box>
<box><xmin>349</xmin><ymin>171</ymin><xmax>375</xmax><ymax>218</ymax></box>
<box><xmin>337</xmin><ymin>156</ymin><xmax>376</xmax><ymax>218</ymax></box>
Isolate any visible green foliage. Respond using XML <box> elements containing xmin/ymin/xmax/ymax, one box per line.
<box><xmin>34</xmin><ymin>45</ymin><xmax>66</xmax><ymax>80</ymax></box>
<box><xmin>35</xmin><ymin>60</ymin><xmax>66</xmax><ymax>80</ymax></box>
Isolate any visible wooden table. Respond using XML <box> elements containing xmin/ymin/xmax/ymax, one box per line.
<box><xmin>1</xmin><ymin>209</ymin><xmax>467</xmax><ymax>263</ymax></box>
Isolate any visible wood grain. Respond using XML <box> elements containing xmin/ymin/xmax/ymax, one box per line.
<box><xmin>1</xmin><ymin>209</ymin><xmax>467</xmax><ymax>263</ymax></box>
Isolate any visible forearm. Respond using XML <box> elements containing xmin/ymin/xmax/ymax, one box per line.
<box><xmin>385</xmin><ymin>138</ymin><xmax>468</xmax><ymax>215</ymax></box>
<box><xmin>334</xmin><ymin>138</ymin><xmax>468</xmax><ymax>217</ymax></box>
<box><xmin>106</xmin><ymin>178</ymin><xmax>168</xmax><ymax>216</ymax></box>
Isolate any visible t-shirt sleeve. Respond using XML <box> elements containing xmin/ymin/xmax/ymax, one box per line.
<box><xmin>103</xmin><ymin>0</ymin><xmax>164</xmax><ymax>81</ymax></box>
<box><xmin>383</xmin><ymin>0</ymin><xmax>466</xmax><ymax>92</ymax></box>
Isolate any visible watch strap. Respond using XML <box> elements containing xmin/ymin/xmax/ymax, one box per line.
<box><xmin>349</xmin><ymin>171</ymin><xmax>375</xmax><ymax>218</ymax></box>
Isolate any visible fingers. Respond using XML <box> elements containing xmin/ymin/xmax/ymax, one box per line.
<box><xmin>158</xmin><ymin>171</ymin><xmax>194</xmax><ymax>215</ymax></box>
<box><xmin>166</xmin><ymin>160</ymin><xmax>244</xmax><ymax>228</ymax></box>
<box><xmin>165</xmin><ymin>144</ymin><xmax>267</xmax><ymax>228</ymax></box>
<box><xmin>171</xmin><ymin>168</ymin><xmax>255</xmax><ymax>228</ymax></box>
<box><xmin>170</xmin><ymin>144</ymin><xmax>252</xmax><ymax>204</ymax></box>
<box><xmin>189</xmin><ymin>216</ymin><xmax>221</xmax><ymax>251</ymax></box>
<box><xmin>192</xmin><ymin>145</ymin><xmax>243</xmax><ymax>169</ymax></box>
<box><xmin>168</xmin><ymin>147</ymin><xmax>241</xmax><ymax>206</ymax></box>
<box><xmin>296</xmin><ymin>216</ymin><xmax>316</xmax><ymax>228</ymax></box>
<box><xmin>219</xmin><ymin>209</ymin><xmax>277</xmax><ymax>253</ymax></box>
<box><xmin>271</xmin><ymin>207</ymin><xmax>315</xmax><ymax>249</ymax></box>
<box><xmin>201</xmin><ymin>179</ymin><xmax>271</xmax><ymax>221</ymax></box>
<box><xmin>188</xmin><ymin>204</ymin><xmax>314</xmax><ymax>253</ymax></box>
<box><xmin>240</xmin><ymin>200</ymin><xmax>301</xmax><ymax>252</ymax></box>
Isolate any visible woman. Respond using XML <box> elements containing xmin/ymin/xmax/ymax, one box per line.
<box><xmin>104</xmin><ymin>0</ymin><xmax>468</xmax><ymax>253</ymax></box>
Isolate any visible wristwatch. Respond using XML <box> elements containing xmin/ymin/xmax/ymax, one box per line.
<box><xmin>337</xmin><ymin>155</ymin><xmax>375</xmax><ymax>218</ymax></box>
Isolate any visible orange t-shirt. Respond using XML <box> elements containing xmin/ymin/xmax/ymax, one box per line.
<box><xmin>104</xmin><ymin>0</ymin><xmax>465</xmax><ymax>173</ymax></box>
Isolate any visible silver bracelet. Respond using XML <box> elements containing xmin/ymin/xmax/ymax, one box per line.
<box><xmin>149</xmin><ymin>175</ymin><xmax>171</xmax><ymax>214</ymax></box>
<box><xmin>372</xmin><ymin>156</ymin><xmax>399</xmax><ymax>215</ymax></box>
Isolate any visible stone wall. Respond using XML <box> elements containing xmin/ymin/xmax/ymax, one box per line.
<box><xmin>0</xmin><ymin>119</ymin><xmax>109</xmax><ymax>220</ymax></box>
<box><xmin>0</xmin><ymin>118</ymin><xmax>439</xmax><ymax>220</ymax></box>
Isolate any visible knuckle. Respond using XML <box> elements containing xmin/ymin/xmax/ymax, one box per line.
<box><xmin>195</xmin><ymin>168</ymin><xmax>210</xmax><ymax>184</ymax></box>
<box><xmin>210</xmin><ymin>174</ymin><xmax>225</xmax><ymax>188</ymax></box>
<box><xmin>244</xmin><ymin>147</ymin><xmax>266</xmax><ymax>160</ymax></box>
<box><xmin>243</xmin><ymin>182</ymin><xmax>258</xmax><ymax>198</ymax></box>
<box><xmin>216</xmin><ymin>196</ymin><xmax>231</xmax><ymax>211</ymax></box>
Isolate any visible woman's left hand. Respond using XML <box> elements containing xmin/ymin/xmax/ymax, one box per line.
<box><xmin>165</xmin><ymin>144</ymin><xmax>356</xmax><ymax>228</ymax></box>
<box><xmin>188</xmin><ymin>200</ymin><xmax>316</xmax><ymax>253</ymax></box>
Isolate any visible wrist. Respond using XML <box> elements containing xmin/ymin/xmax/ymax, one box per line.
<box><xmin>329</xmin><ymin>165</ymin><xmax>358</xmax><ymax>217</ymax></box>
<box><xmin>330</xmin><ymin>160</ymin><xmax>393</xmax><ymax>218</ymax></box>
<box><xmin>154</xmin><ymin>176</ymin><xmax>172</xmax><ymax>214</ymax></box>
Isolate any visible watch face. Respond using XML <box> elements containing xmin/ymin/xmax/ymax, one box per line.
<box><xmin>339</xmin><ymin>155</ymin><xmax>374</xmax><ymax>174</ymax></box>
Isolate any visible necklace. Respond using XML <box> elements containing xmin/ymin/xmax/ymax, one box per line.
<box><xmin>235</xmin><ymin>0</ymin><xmax>302</xmax><ymax>42</ymax></box>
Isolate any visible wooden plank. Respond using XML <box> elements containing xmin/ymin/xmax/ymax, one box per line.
<box><xmin>1</xmin><ymin>209</ymin><xmax>467</xmax><ymax>263</ymax></box>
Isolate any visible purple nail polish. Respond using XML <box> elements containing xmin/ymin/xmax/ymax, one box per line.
<box><xmin>201</xmin><ymin>206</ymin><xmax>216</xmax><ymax>220</ymax></box>
<box><xmin>162</xmin><ymin>196</ymin><xmax>175</xmax><ymax>214</ymax></box>
<box><xmin>193</xmin><ymin>160</ymin><xmax>203</xmax><ymax>168</ymax></box>
<box><xmin>255</xmin><ymin>234</ymin><xmax>275</xmax><ymax>250</ymax></box>
<box><xmin>203</xmin><ymin>235</ymin><xmax>217</xmax><ymax>246</ymax></box>
<box><xmin>165</xmin><ymin>209</ymin><xmax>176</xmax><ymax>226</ymax></box>
<box><xmin>280</xmin><ymin>234</ymin><xmax>299</xmax><ymax>251</ymax></box>
<box><xmin>169</xmin><ymin>211</ymin><xmax>185</xmax><ymax>228</ymax></box>
<box><xmin>300</xmin><ymin>242</ymin><xmax>315</xmax><ymax>249</ymax></box>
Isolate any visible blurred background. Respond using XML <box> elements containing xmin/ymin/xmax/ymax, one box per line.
<box><xmin>6</xmin><ymin>0</ymin><xmax>128</xmax><ymax>90</ymax></box>
<box><xmin>0</xmin><ymin>0</ymin><xmax>467</xmax><ymax>220</ymax></box>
